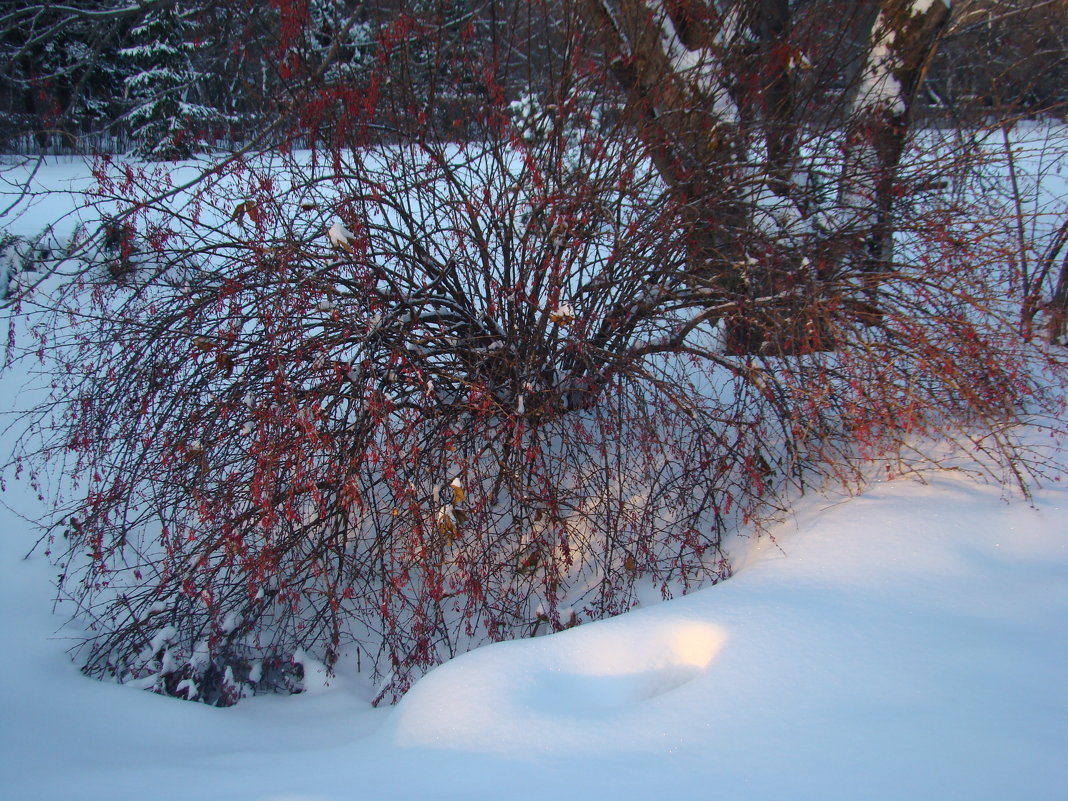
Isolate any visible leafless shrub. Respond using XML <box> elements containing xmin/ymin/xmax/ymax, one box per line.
<box><xmin>6</xmin><ymin>0</ymin><xmax>1066</xmax><ymax>705</ymax></box>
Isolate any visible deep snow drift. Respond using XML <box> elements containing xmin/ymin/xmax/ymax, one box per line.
<box><xmin>2</xmin><ymin>438</ymin><xmax>1066</xmax><ymax>801</ymax></box>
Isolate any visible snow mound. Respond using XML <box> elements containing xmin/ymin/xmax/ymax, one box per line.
<box><xmin>2</xmin><ymin>454</ymin><xmax>1067</xmax><ymax>800</ymax></box>
<box><xmin>389</xmin><ymin>617</ymin><xmax>726</xmax><ymax>750</ymax></box>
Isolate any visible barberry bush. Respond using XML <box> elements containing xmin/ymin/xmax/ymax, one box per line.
<box><xmin>6</xmin><ymin>0</ymin><xmax>1066</xmax><ymax>705</ymax></box>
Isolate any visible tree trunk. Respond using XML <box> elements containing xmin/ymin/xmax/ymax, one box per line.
<box><xmin>579</xmin><ymin>0</ymin><xmax>951</xmax><ymax>355</ymax></box>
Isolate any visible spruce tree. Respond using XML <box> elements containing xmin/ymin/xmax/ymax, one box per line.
<box><xmin>121</xmin><ymin>2</ymin><xmax>220</xmax><ymax>160</ymax></box>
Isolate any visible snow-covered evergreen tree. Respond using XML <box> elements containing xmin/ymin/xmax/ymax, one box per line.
<box><xmin>120</xmin><ymin>2</ymin><xmax>221</xmax><ymax>160</ymax></box>
<box><xmin>308</xmin><ymin>0</ymin><xmax>374</xmax><ymax>85</ymax></box>
<box><xmin>0</xmin><ymin>0</ymin><xmax>133</xmax><ymax>149</ymax></box>
<box><xmin>401</xmin><ymin>0</ymin><xmax>482</xmax><ymax>131</ymax></box>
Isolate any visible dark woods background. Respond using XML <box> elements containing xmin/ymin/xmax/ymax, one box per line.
<box><xmin>2</xmin><ymin>0</ymin><xmax>1066</xmax><ymax>158</ymax></box>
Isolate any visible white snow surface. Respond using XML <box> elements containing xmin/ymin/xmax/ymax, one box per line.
<box><xmin>857</xmin><ymin>18</ymin><xmax>905</xmax><ymax>116</ymax></box>
<box><xmin>327</xmin><ymin>220</ymin><xmax>355</xmax><ymax>248</ymax></box>
<box><xmin>1</xmin><ymin>141</ymin><xmax>1066</xmax><ymax>799</ymax></box>
<box><xmin>2</xmin><ymin>420</ymin><xmax>1066</xmax><ymax>799</ymax></box>
<box><xmin>647</xmin><ymin>0</ymin><xmax>740</xmax><ymax>124</ymax></box>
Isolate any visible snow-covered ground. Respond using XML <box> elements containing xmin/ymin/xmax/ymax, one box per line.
<box><xmin>2</xmin><ymin>145</ymin><xmax>1067</xmax><ymax>800</ymax></box>
<box><xmin>2</xmin><ymin>418</ymin><xmax>1066</xmax><ymax>800</ymax></box>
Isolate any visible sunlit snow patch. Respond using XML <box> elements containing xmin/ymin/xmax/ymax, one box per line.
<box><xmin>387</xmin><ymin>617</ymin><xmax>725</xmax><ymax>752</ymax></box>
